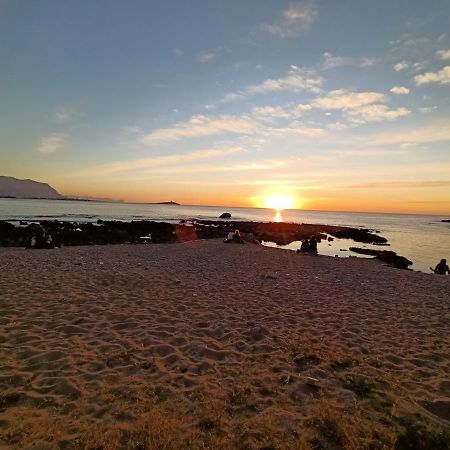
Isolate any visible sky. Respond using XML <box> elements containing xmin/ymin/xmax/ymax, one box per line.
<box><xmin>1</xmin><ymin>0</ymin><xmax>450</xmax><ymax>214</ymax></box>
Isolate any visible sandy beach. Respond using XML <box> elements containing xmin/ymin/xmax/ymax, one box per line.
<box><xmin>0</xmin><ymin>240</ymin><xmax>449</xmax><ymax>449</ymax></box>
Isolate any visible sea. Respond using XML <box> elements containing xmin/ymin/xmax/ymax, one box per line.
<box><xmin>1</xmin><ymin>198</ymin><xmax>449</xmax><ymax>274</ymax></box>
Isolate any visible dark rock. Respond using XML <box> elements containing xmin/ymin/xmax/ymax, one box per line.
<box><xmin>219</xmin><ymin>212</ymin><xmax>232</xmax><ymax>219</ymax></box>
<box><xmin>349</xmin><ymin>247</ymin><xmax>412</xmax><ymax>269</ymax></box>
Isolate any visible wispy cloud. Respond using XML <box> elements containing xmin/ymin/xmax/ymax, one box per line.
<box><xmin>53</xmin><ymin>106</ymin><xmax>75</xmax><ymax>123</ymax></box>
<box><xmin>37</xmin><ymin>133</ymin><xmax>67</xmax><ymax>153</ymax></box>
<box><xmin>89</xmin><ymin>147</ymin><xmax>245</xmax><ymax>176</ymax></box>
<box><xmin>250</xmin><ymin>106</ymin><xmax>292</xmax><ymax>123</ymax></box>
<box><xmin>322</xmin><ymin>53</ymin><xmax>379</xmax><ymax>69</ymax></box>
<box><xmin>419</xmin><ymin>106</ymin><xmax>437</xmax><ymax>114</ymax></box>
<box><xmin>268</xmin><ymin>124</ymin><xmax>325</xmax><ymax>137</ymax></box>
<box><xmin>346</xmin><ymin>181</ymin><xmax>450</xmax><ymax>189</ymax></box>
<box><xmin>437</xmin><ymin>48</ymin><xmax>450</xmax><ymax>60</ymax></box>
<box><xmin>367</xmin><ymin>121</ymin><xmax>450</xmax><ymax>146</ymax></box>
<box><xmin>360</xmin><ymin>57</ymin><xmax>378</xmax><ymax>67</ymax></box>
<box><xmin>197</xmin><ymin>50</ymin><xmax>216</xmax><ymax>63</ymax></box>
<box><xmin>141</xmin><ymin>115</ymin><xmax>259</xmax><ymax>144</ymax></box>
<box><xmin>322</xmin><ymin>52</ymin><xmax>351</xmax><ymax>69</ymax></box>
<box><xmin>263</xmin><ymin>2</ymin><xmax>318</xmax><ymax>38</ymax></box>
<box><xmin>414</xmin><ymin>66</ymin><xmax>450</xmax><ymax>85</ymax></box>
<box><xmin>394</xmin><ymin>61</ymin><xmax>410</xmax><ymax>71</ymax></box>
<box><xmin>222</xmin><ymin>65</ymin><xmax>322</xmax><ymax>102</ymax></box>
<box><xmin>311</xmin><ymin>90</ymin><xmax>385</xmax><ymax>110</ymax></box>
<box><xmin>346</xmin><ymin>104</ymin><xmax>410</xmax><ymax>123</ymax></box>
<box><xmin>157</xmin><ymin>159</ymin><xmax>287</xmax><ymax>175</ymax></box>
<box><xmin>390</xmin><ymin>86</ymin><xmax>410</xmax><ymax>94</ymax></box>
<box><xmin>308</xmin><ymin>90</ymin><xmax>410</xmax><ymax>124</ymax></box>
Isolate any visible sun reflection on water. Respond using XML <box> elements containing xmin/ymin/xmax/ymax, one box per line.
<box><xmin>274</xmin><ymin>210</ymin><xmax>282</xmax><ymax>222</ymax></box>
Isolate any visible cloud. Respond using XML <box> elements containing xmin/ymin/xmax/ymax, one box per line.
<box><xmin>89</xmin><ymin>147</ymin><xmax>245</xmax><ymax>176</ymax></box>
<box><xmin>346</xmin><ymin>104</ymin><xmax>410</xmax><ymax>123</ymax></box>
<box><xmin>327</xmin><ymin>122</ymin><xmax>347</xmax><ymax>131</ymax></box>
<box><xmin>37</xmin><ymin>133</ymin><xmax>67</xmax><ymax>153</ymax></box>
<box><xmin>394</xmin><ymin>61</ymin><xmax>410</xmax><ymax>71</ymax></box>
<box><xmin>263</xmin><ymin>2</ymin><xmax>317</xmax><ymax>38</ymax></box>
<box><xmin>346</xmin><ymin>181</ymin><xmax>450</xmax><ymax>189</ymax></box>
<box><xmin>311</xmin><ymin>90</ymin><xmax>385</xmax><ymax>110</ymax></box>
<box><xmin>322</xmin><ymin>52</ymin><xmax>351</xmax><ymax>69</ymax></box>
<box><xmin>173</xmin><ymin>48</ymin><xmax>183</xmax><ymax>57</ymax></box>
<box><xmin>141</xmin><ymin>115</ymin><xmax>259</xmax><ymax>144</ymax></box>
<box><xmin>414</xmin><ymin>66</ymin><xmax>450</xmax><ymax>85</ymax></box>
<box><xmin>321</xmin><ymin>53</ymin><xmax>378</xmax><ymax>70</ymax></box>
<box><xmin>437</xmin><ymin>48</ymin><xmax>450</xmax><ymax>60</ymax></box>
<box><xmin>251</xmin><ymin>106</ymin><xmax>292</xmax><ymax>122</ymax></box>
<box><xmin>222</xmin><ymin>65</ymin><xmax>322</xmax><ymax>102</ymax></box>
<box><xmin>390</xmin><ymin>86</ymin><xmax>410</xmax><ymax>94</ymax></box>
<box><xmin>419</xmin><ymin>106</ymin><xmax>437</xmax><ymax>114</ymax></box>
<box><xmin>158</xmin><ymin>159</ymin><xmax>287</xmax><ymax>175</ymax></box>
<box><xmin>367</xmin><ymin>121</ymin><xmax>450</xmax><ymax>146</ymax></box>
<box><xmin>197</xmin><ymin>50</ymin><xmax>216</xmax><ymax>63</ymax></box>
<box><xmin>53</xmin><ymin>106</ymin><xmax>75</xmax><ymax>123</ymax></box>
<box><xmin>360</xmin><ymin>57</ymin><xmax>378</xmax><ymax>67</ymax></box>
<box><xmin>268</xmin><ymin>124</ymin><xmax>325</xmax><ymax>137</ymax></box>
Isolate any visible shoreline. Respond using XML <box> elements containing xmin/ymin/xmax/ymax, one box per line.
<box><xmin>0</xmin><ymin>219</ymin><xmax>419</xmax><ymax>270</ymax></box>
<box><xmin>0</xmin><ymin>241</ymin><xmax>449</xmax><ymax>449</ymax></box>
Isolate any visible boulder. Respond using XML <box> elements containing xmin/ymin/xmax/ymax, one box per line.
<box><xmin>219</xmin><ymin>212</ymin><xmax>232</xmax><ymax>219</ymax></box>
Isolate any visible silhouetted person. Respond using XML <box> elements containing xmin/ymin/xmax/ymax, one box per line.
<box><xmin>431</xmin><ymin>259</ymin><xmax>449</xmax><ymax>274</ymax></box>
<box><xmin>309</xmin><ymin>238</ymin><xmax>318</xmax><ymax>254</ymax></box>
<box><xmin>30</xmin><ymin>230</ymin><xmax>54</xmax><ymax>249</ymax></box>
<box><xmin>297</xmin><ymin>238</ymin><xmax>318</xmax><ymax>254</ymax></box>
<box><xmin>224</xmin><ymin>229</ymin><xmax>245</xmax><ymax>244</ymax></box>
<box><xmin>298</xmin><ymin>239</ymin><xmax>309</xmax><ymax>252</ymax></box>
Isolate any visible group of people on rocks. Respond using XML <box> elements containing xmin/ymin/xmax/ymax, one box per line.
<box><xmin>297</xmin><ymin>238</ymin><xmax>318</xmax><ymax>254</ymax></box>
<box><xmin>28</xmin><ymin>228</ymin><xmax>54</xmax><ymax>249</ymax></box>
<box><xmin>223</xmin><ymin>229</ymin><xmax>245</xmax><ymax>244</ymax></box>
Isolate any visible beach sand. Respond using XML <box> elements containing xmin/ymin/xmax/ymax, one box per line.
<box><xmin>0</xmin><ymin>240</ymin><xmax>449</xmax><ymax>449</ymax></box>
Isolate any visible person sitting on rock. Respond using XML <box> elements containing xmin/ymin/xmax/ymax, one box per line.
<box><xmin>224</xmin><ymin>229</ymin><xmax>245</xmax><ymax>244</ymax></box>
<box><xmin>223</xmin><ymin>230</ymin><xmax>235</xmax><ymax>243</ymax></box>
<box><xmin>431</xmin><ymin>259</ymin><xmax>449</xmax><ymax>274</ymax></box>
<box><xmin>298</xmin><ymin>239</ymin><xmax>309</xmax><ymax>252</ymax></box>
<box><xmin>309</xmin><ymin>238</ymin><xmax>318</xmax><ymax>254</ymax></box>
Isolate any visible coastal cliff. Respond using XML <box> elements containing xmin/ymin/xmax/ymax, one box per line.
<box><xmin>0</xmin><ymin>176</ymin><xmax>63</xmax><ymax>199</ymax></box>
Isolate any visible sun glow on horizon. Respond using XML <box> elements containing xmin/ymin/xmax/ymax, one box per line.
<box><xmin>264</xmin><ymin>194</ymin><xmax>295</xmax><ymax>210</ymax></box>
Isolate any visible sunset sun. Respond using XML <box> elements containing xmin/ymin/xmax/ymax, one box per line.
<box><xmin>264</xmin><ymin>195</ymin><xmax>295</xmax><ymax>210</ymax></box>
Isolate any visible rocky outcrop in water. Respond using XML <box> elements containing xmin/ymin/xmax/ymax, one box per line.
<box><xmin>349</xmin><ymin>247</ymin><xmax>413</xmax><ymax>269</ymax></box>
<box><xmin>1</xmin><ymin>219</ymin><xmax>388</xmax><ymax>248</ymax></box>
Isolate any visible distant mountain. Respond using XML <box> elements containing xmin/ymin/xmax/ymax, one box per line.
<box><xmin>0</xmin><ymin>176</ymin><xmax>63</xmax><ymax>199</ymax></box>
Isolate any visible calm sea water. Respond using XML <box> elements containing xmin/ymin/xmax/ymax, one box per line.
<box><xmin>1</xmin><ymin>198</ymin><xmax>449</xmax><ymax>273</ymax></box>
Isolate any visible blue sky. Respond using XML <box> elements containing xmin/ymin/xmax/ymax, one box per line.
<box><xmin>1</xmin><ymin>0</ymin><xmax>450</xmax><ymax>213</ymax></box>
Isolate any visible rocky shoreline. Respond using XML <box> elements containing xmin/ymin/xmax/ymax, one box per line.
<box><xmin>1</xmin><ymin>218</ymin><xmax>387</xmax><ymax>248</ymax></box>
<box><xmin>0</xmin><ymin>219</ymin><xmax>414</xmax><ymax>269</ymax></box>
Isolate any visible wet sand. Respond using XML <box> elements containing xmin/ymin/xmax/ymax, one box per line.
<box><xmin>0</xmin><ymin>241</ymin><xmax>449</xmax><ymax>449</ymax></box>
